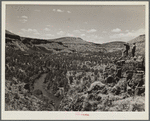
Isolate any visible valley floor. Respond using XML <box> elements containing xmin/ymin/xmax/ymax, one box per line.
<box><xmin>5</xmin><ymin>46</ymin><xmax>145</xmax><ymax>111</ymax></box>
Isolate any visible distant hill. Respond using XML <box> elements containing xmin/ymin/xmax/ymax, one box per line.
<box><xmin>128</xmin><ymin>34</ymin><xmax>145</xmax><ymax>56</ymax></box>
<box><xmin>6</xmin><ymin>30</ymin><xmax>21</xmax><ymax>42</ymax></box>
<box><xmin>101</xmin><ymin>41</ymin><xmax>126</xmax><ymax>52</ymax></box>
<box><xmin>6</xmin><ymin>30</ymin><xmax>17</xmax><ymax>36</ymax></box>
<box><xmin>5</xmin><ymin>30</ymin><xmax>145</xmax><ymax>55</ymax></box>
<box><xmin>5</xmin><ymin>30</ymin><xmax>106</xmax><ymax>53</ymax></box>
<box><xmin>100</xmin><ymin>34</ymin><xmax>145</xmax><ymax>56</ymax></box>
<box><xmin>49</xmin><ymin>37</ymin><xmax>88</xmax><ymax>44</ymax></box>
<box><xmin>128</xmin><ymin>34</ymin><xmax>145</xmax><ymax>44</ymax></box>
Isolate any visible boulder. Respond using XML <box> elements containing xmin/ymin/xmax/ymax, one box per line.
<box><xmin>24</xmin><ymin>84</ymin><xmax>30</xmax><ymax>90</ymax></box>
<box><xmin>87</xmin><ymin>81</ymin><xmax>105</xmax><ymax>93</ymax></box>
<box><xmin>105</xmin><ymin>75</ymin><xmax>114</xmax><ymax>83</ymax></box>
<box><xmin>126</xmin><ymin>71</ymin><xmax>133</xmax><ymax>81</ymax></box>
<box><xmin>115</xmin><ymin>68</ymin><xmax>122</xmax><ymax>78</ymax></box>
<box><xmin>12</xmin><ymin>77</ymin><xmax>18</xmax><ymax>84</ymax></box>
<box><xmin>116</xmin><ymin>60</ymin><xmax>125</xmax><ymax>66</ymax></box>
<box><xmin>33</xmin><ymin>89</ymin><xmax>43</xmax><ymax>96</ymax></box>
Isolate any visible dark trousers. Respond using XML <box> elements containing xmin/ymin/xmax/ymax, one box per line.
<box><xmin>124</xmin><ymin>50</ymin><xmax>128</xmax><ymax>56</ymax></box>
<box><xmin>132</xmin><ymin>51</ymin><xmax>135</xmax><ymax>57</ymax></box>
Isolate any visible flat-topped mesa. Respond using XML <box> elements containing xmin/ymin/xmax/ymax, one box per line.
<box><xmin>48</xmin><ymin>37</ymin><xmax>87</xmax><ymax>44</ymax></box>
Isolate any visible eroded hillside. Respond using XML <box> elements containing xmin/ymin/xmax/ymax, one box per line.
<box><xmin>5</xmin><ymin>30</ymin><xmax>145</xmax><ymax>111</ymax></box>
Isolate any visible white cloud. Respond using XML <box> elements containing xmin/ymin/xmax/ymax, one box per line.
<box><xmin>21</xmin><ymin>29</ymin><xmax>26</xmax><ymax>32</ymax></box>
<box><xmin>81</xmin><ymin>34</ymin><xmax>85</xmax><ymax>36</ymax></box>
<box><xmin>87</xmin><ymin>34</ymin><xmax>103</xmax><ymax>39</ymax></box>
<box><xmin>46</xmin><ymin>34</ymin><xmax>54</xmax><ymax>37</ymax></box>
<box><xmin>110</xmin><ymin>33</ymin><xmax>124</xmax><ymax>39</ymax></box>
<box><xmin>34</xmin><ymin>32</ymin><xmax>40</xmax><ymax>35</ymax></box>
<box><xmin>73</xmin><ymin>30</ymin><xmax>81</xmax><ymax>33</ymax></box>
<box><xmin>44</xmin><ymin>28</ymin><xmax>50</xmax><ymax>31</ymax></box>
<box><xmin>21</xmin><ymin>16</ymin><xmax>28</xmax><ymax>19</ymax></box>
<box><xmin>111</xmin><ymin>28</ymin><xmax>121</xmax><ymax>32</ymax></box>
<box><xmin>102</xmin><ymin>31</ymin><xmax>107</xmax><ymax>34</ymax></box>
<box><xmin>17</xmin><ymin>31</ymin><xmax>24</xmax><ymax>35</ymax></box>
<box><xmin>57</xmin><ymin>31</ymin><xmax>65</xmax><ymax>35</ymax></box>
<box><xmin>21</xmin><ymin>28</ymin><xmax>38</xmax><ymax>33</ymax></box>
<box><xmin>34</xmin><ymin>10</ymin><xmax>41</xmax><ymax>12</ymax></box>
<box><xmin>67</xmin><ymin>11</ymin><xmax>71</xmax><ymax>13</ymax></box>
<box><xmin>53</xmin><ymin>9</ymin><xmax>70</xmax><ymax>13</ymax></box>
<box><xmin>20</xmin><ymin>28</ymin><xmax>40</xmax><ymax>38</ymax></box>
<box><xmin>28</xmin><ymin>29</ymin><xmax>33</xmax><ymax>32</ymax></box>
<box><xmin>80</xmin><ymin>29</ymin><xmax>86</xmax><ymax>32</ymax></box>
<box><xmin>136</xmin><ymin>28</ymin><xmax>145</xmax><ymax>34</ymax></box>
<box><xmin>66</xmin><ymin>33</ymin><xmax>73</xmax><ymax>36</ymax></box>
<box><xmin>110</xmin><ymin>28</ymin><xmax>145</xmax><ymax>41</ymax></box>
<box><xmin>18</xmin><ymin>16</ymin><xmax>28</xmax><ymax>23</ymax></box>
<box><xmin>87</xmin><ymin>29</ymin><xmax>97</xmax><ymax>33</ymax></box>
<box><xmin>57</xmin><ymin>9</ymin><xmax>64</xmax><ymax>12</ymax></box>
<box><xmin>84</xmin><ymin>34</ymin><xmax>103</xmax><ymax>43</ymax></box>
<box><xmin>19</xmin><ymin>19</ymin><xmax>27</xmax><ymax>23</ymax></box>
<box><xmin>84</xmin><ymin>22</ymin><xmax>88</xmax><ymax>24</ymax></box>
<box><xmin>31</xmin><ymin>29</ymin><xmax>38</xmax><ymax>33</ymax></box>
<box><xmin>125</xmin><ymin>30</ymin><xmax>129</xmax><ymax>32</ymax></box>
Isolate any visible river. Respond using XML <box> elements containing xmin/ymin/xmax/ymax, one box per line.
<box><xmin>33</xmin><ymin>73</ymin><xmax>62</xmax><ymax>111</ymax></box>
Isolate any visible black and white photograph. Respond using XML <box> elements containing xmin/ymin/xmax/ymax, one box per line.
<box><xmin>2</xmin><ymin>1</ymin><xmax>149</xmax><ymax>120</ymax></box>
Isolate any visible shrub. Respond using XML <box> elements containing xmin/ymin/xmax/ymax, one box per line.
<box><xmin>33</xmin><ymin>89</ymin><xmax>43</xmax><ymax>96</ymax></box>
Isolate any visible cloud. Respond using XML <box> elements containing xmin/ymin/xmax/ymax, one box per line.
<box><xmin>110</xmin><ymin>28</ymin><xmax>145</xmax><ymax>41</ymax></box>
<box><xmin>136</xmin><ymin>28</ymin><xmax>145</xmax><ymax>34</ymax></box>
<box><xmin>53</xmin><ymin>9</ymin><xmax>70</xmax><ymax>13</ymax></box>
<box><xmin>111</xmin><ymin>28</ymin><xmax>121</xmax><ymax>32</ymax></box>
<box><xmin>46</xmin><ymin>34</ymin><xmax>54</xmax><ymax>37</ymax></box>
<box><xmin>67</xmin><ymin>11</ymin><xmax>71</xmax><ymax>13</ymax></box>
<box><xmin>87</xmin><ymin>34</ymin><xmax>103</xmax><ymax>39</ymax></box>
<box><xmin>110</xmin><ymin>33</ymin><xmax>125</xmax><ymax>39</ymax></box>
<box><xmin>17</xmin><ymin>31</ymin><xmax>24</xmax><ymax>35</ymax></box>
<box><xmin>57</xmin><ymin>9</ymin><xmax>64</xmax><ymax>12</ymax></box>
<box><xmin>87</xmin><ymin>29</ymin><xmax>97</xmax><ymax>33</ymax></box>
<box><xmin>21</xmin><ymin>28</ymin><xmax>26</xmax><ymax>32</ymax></box>
<box><xmin>80</xmin><ymin>29</ymin><xmax>86</xmax><ymax>32</ymax></box>
<box><xmin>66</xmin><ymin>33</ymin><xmax>74</xmax><ymax>36</ymax></box>
<box><xmin>84</xmin><ymin>22</ymin><xmax>88</xmax><ymax>24</ymax></box>
<box><xmin>83</xmin><ymin>34</ymin><xmax>103</xmax><ymax>43</ymax></box>
<box><xmin>19</xmin><ymin>19</ymin><xmax>27</xmax><ymax>23</ymax></box>
<box><xmin>20</xmin><ymin>28</ymin><xmax>40</xmax><ymax>38</ymax></box>
<box><xmin>81</xmin><ymin>34</ymin><xmax>85</xmax><ymax>36</ymax></box>
<box><xmin>34</xmin><ymin>10</ymin><xmax>41</xmax><ymax>12</ymax></box>
<box><xmin>21</xmin><ymin>16</ymin><xmax>28</xmax><ymax>19</ymax></box>
<box><xmin>125</xmin><ymin>30</ymin><xmax>129</xmax><ymax>32</ymax></box>
<box><xmin>57</xmin><ymin>31</ymin><xmax>65</xmax><ymax>35</ymax></box>
<box><xmin>102</xmin><ymin>31</ymin><xmax>107</xmax><ymax>34</ymax></box>
<box><xmin>34</xmin><ymin>32</ymin><xmax>40</xmax><ymax>35</ymax></box>
<box><xmin>73</xmin><ymin>30</ymin><xmax>81</xmax><ymax>33</ymax></box>
<box><xmin>18</xmin><ymin>16</ymin><xmax>28</xmax><ymax>23</ymax></box>
<box><xmin>44</xmin><ymin>28</ymin><xmax>50</xmax><ymax>31</ymax></box>
<box><xmin>21</xmin><ymin>28</ymin><xmax>38</xmax><ymax>33</ymax></box>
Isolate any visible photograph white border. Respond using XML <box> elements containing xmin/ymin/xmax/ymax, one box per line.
<box><xmin>1</xmin><ymin>1</ymin><xmax>149</xmax><ymax>120</ymax></box>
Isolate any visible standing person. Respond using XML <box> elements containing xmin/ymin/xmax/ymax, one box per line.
<box><xmin>132</xmin><ymin>43</ymin><xmax>136</xmax><ymax>57</ymax></box>
<box><xmin>123</xmin><ymin>43</ymin><xmax>130</xmax><ymax>57</ymax></box>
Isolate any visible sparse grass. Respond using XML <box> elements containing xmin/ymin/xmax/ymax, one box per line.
<box><xmin>5</xmin><ymin>35</ymin><xmax>145</xmax><ymax>111</ymax></box>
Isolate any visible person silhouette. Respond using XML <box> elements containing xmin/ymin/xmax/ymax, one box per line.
<box><xmin>123</xmin><ymin>43</ymin><xmax>130</xmax><ymax>57</ymax></box>
<box><xmin>132</xmin><ymin>43</ymin><xmax>136</xmax><ymax>57</ymax></box>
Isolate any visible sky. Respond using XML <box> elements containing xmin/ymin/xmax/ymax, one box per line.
<box><xmin>6</xmin><ymin>5</ymin><xmax>145</xmax><ymax>44</ymax></box>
